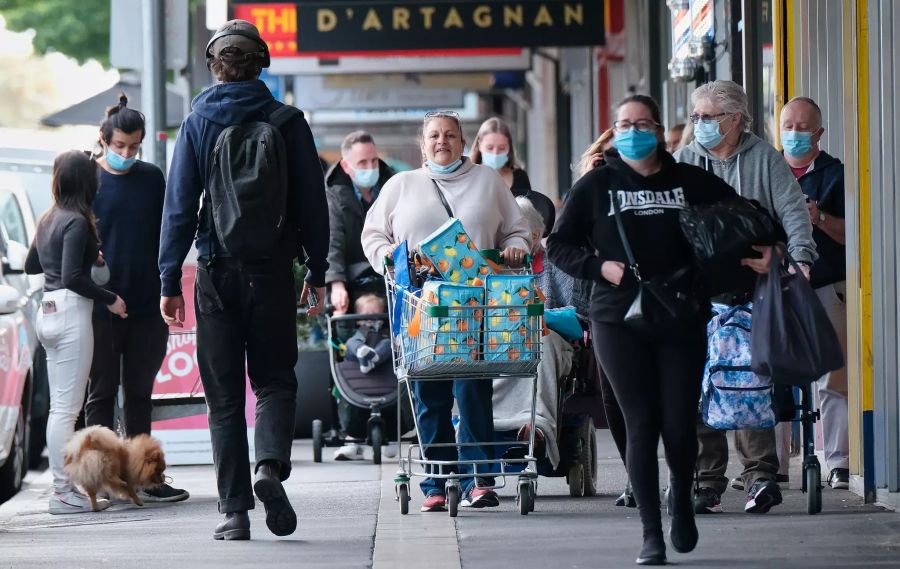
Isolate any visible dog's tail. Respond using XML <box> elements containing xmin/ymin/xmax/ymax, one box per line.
<box><xmin>63</xmin><ymin>431</ymin><xmax>106</xmax><ymax>478</ymax></box>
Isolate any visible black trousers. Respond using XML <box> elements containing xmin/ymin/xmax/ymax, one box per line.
<box><xmin>85</xmin><ymin>312</ymin><xmax>168</xmax><ymax>436</ymax></box>
<box><xmin>591</xmin><ymin>320</ymin><xmax>707</xmax><ymax>532</ymax></box>
<box><xmin>195</xmin><ymin>258</ymin><xmax>298</xmax><ymax>514</ymax></box>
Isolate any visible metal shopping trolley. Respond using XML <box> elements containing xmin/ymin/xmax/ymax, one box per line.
<box><xmin>384</xmin><ymin>259</ymin><xmax>544</xmax><ymax>517</ymax></box>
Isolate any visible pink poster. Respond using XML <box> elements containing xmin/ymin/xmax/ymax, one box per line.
<box><xmin>152</xmin><ymin>264</ymin><xmax>256</xmax><ymax>433</ymax></box>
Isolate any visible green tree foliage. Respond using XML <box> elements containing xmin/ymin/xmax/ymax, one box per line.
<box><xmin>0</xmin><ymin>0</ymin><xmax>112</xmax><ymax>66</ymax></box>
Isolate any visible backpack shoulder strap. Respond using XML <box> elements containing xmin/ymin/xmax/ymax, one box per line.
<box><xmin>268</xmin><ymin>105</ymin><xmax>303</xmax><ymax>130</ymax></box>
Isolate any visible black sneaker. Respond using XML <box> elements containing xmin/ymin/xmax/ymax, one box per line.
<box><xmin>459</xmin><ymin>487</ymin><xmax>500</xmax><ymax>508</ymax></box>
<box><xmin>615</xmin><ymin>483</ymin><xmax>636</xmax><ymax>508</ymax></box>
<box><xmin>744</xmin><ymin>479</ymin><xmax>782</xmax><ymax>514</ymax></box>
<box><xmin>139</xmin><ymin>483</ymin><xmax>190</xmax><ymax>503</ymax></box>
<box><xmin>693</xmin><ymin>487</ymin><xmax>722</xmax><ymax>514</ymax></box>
<box><xmin>828</xmin><ymin>468</ymin><xmax>850</xmax><ymax>490</ymax></box>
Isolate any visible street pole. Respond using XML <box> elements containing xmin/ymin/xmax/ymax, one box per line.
<box><xmin>142</xmin><ymin>0</ymin><xmax>167</xmax><ymax>173</ymax></box>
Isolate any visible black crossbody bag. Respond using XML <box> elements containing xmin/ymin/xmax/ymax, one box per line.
<box><xmin>608</xmin><ymin>190</ymin><xmax>704</xmax><ymax>334</ymax></box>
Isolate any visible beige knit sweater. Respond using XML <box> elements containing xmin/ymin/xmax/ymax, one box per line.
<box><xmin>362</xmin><ymin>158</ymin><xmax>532</xmax><ymax>273</ymax></box>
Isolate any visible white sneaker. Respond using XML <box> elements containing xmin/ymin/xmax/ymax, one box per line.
<box><xmin>334</xmin><ymin>443</ymin><xmax>366</xmax><ymax>461</ymax></box>
<box><xmin>49</xmin><ymin>490</ymin><xmax>110</xmax><ymax>514</ymax></box>
<box><xmin>382</xmin><ymin>443</ymin><xmax>398</xmax><ymax>459</ymax></box>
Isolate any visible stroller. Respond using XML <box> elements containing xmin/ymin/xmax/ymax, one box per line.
<box><xmin>310</xmin><ymin>310</ymin><xmax>400</xmax><ymax>465</ymax></box>
<box><xmin>495</xmin><ymin>323</ymin><xmax>605</xmax><ymax>497</ymax></box>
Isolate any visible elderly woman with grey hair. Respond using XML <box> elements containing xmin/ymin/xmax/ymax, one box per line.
<box><xmin>675</xmin><ymin>80</ymin><xmax>816</xmax><ymax>516</ymax></box>
<box><xmin>491</xmin><ymin>196</ymin><xmax>593</xmax><ymax>472</ymax></box>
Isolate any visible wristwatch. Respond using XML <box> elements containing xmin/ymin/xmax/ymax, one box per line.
<box><xmin>818</xmin><ymin>211</ymin><xmax>827</xmax><ymax>224</ymax></box>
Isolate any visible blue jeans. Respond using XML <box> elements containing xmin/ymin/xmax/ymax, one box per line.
<box><xmin>413</xmin><ymin>379</ymin><xmax>496</xmax><ymax>497</ymax></box>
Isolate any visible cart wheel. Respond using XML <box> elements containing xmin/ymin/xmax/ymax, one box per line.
<box><xmin>447</xmin><ymin>486</ymin><xmax>459</xmax><ymax>518</ymax></box>
<box><xmin>398</xmin><ymin>484</ymin><xmax>409</xmax><ymax>515</ymax></box>
<box><xmin>568</xmin><ymin>462</ymin><xmax>585</xmax><ymax>497</ymax></box>
<box><xmin>518</xmin><ymin>480</ymin><xmax>533</xmax><ymax>515</ymax></box>
<box><xmin>528</xmin><ymin>480</ymin><xmax>536</xmax><ymax>512</ymax></box>
<box><xmin>312</xmin><ymin>419</ymin><xmax>323</xmax><ymax>463</ymax></box>
<box><xmin>370</xmin><ymin>424</ymin><xmax>383</xmax><ymax>465</ymax></box>
<box><xmin>806</xmin><ymin>464</ymin><xmax>821</xmax><ymax>515</ymax></box>
<box><xmin>583</xmin><ymin>423</ymin><xmax>597</xmax><ymax>497</ymax></box>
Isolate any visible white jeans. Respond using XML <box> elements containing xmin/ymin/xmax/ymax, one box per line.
<box><xmin>815</xmin><ymin>281</ymin><xmax>849</xmax><ymax>471</ymax></box>
<box><xmin>37</xmin><ymin>289</ymin><xmax>94</xmax><ymax>493</ymax></box>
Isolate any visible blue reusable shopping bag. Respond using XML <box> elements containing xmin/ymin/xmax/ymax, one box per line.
<box><xmin>700</xmin><ymin>303</ymin><xmax>777</xmax><ymax>430</ymax></box>
<box><xmin>544</xmin><ymin>307</ymin><xmax>583</xmax><ymax>342</ymax></box>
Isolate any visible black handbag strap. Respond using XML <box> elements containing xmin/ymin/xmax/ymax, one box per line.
<box><xmin>431</xmin><ymin>179</ymin><xmax>454</xmax><ymax>218</ymax></box>
<box><xmin>608</xmin><ymin>190</ymin><xmax>641</xmax><ymax>281</ymax></box>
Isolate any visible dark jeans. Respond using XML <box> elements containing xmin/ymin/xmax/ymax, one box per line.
<box><xmin>85</xmin><ymin>312</ymin><xmax>168</xmax><ymax>436</ymax></box>
<box><xmin>696</xmin><ymin>423</ymin><xmax>779</xmax><ymax>494</ymax></box>
<box><xmin>591</xmin><ymin>320</ymin><xmax>707</xmax><ymax>534</ymax></box>
<box><xmin>413</xmin><ymin>378</ymin><xmax>495</xmax><ymax>497</ymax></box>
<box><xmin>195</xmin><ymin>258</ymin><xmax>298</xmax><ymax>514</ymax></box>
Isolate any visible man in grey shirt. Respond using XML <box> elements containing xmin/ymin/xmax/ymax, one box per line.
<box><xmin>675</xmin><ymin>80</ymin><xmax>816</xmax><ymax>515</ymax></box>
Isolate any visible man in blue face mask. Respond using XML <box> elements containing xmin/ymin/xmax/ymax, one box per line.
<box><xmin>323</xmin><ymin>131</ymin><xmax>397</xmax><ymax>460</ymax></box>
<box><xmin>780</xmin><ymin>97</ymin><xmax>849</xmax><ymax>492</ymax></box>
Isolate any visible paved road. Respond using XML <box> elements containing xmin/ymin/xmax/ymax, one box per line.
<box><xmin>1</xmin><ymin>433</ymin><xmax>898</xmax><ymax>569</ymax></box>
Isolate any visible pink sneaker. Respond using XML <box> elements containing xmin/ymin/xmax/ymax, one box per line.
<box><xmin>421</xmin><ymin>494</ymin><xmax>447</xmax><ymax>512</ymax></box>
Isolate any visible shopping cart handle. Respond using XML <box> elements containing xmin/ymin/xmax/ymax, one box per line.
<box><xmin>328</xmin><ymin>312</ymin><xmax>389</xmax><ymax>323</ymax></box>
<box><xmin>480</xmin><ymin>249</ymin><xmax>532</xmax><ymax>266</ymax></box>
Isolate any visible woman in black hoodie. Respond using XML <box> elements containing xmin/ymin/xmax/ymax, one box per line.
<box><xmin>547</xmin><ymin>95</ymin><xmax>739</xmax><ymax>565</ymax></box>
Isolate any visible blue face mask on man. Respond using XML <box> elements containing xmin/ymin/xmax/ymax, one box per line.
<box><xmin>781</xmin><ymin>130</ymin><xmax>815</xmax><ymax>157</ymax></box>
<box><xmin>105</xmin><ymin>148</ymin><xmax>137</xmax><ymax>171</ymax></box>
<box><xmin>353</xmin><ymin>167</ymin><xmax>379</xmax><ymax>188</ymax></box>
<box><xmin>481</xmin><ymin>152</ymin><xmax>508</xmax><ymax>170</ymax></box>
<box><xmin>613</xmin><ymin>128</ymin><xmax>658</xmax><ymax>161</ymax></box>
<box><xmin>426</xmin><ymin>158</ymin><xmax>463</xmax><ymax>174</ymax></box>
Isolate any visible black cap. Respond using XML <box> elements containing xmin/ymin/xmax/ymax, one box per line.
<box><xmin>205</xmin><ymin>19</ymin><xmax>270</xmax><ymax>68</ymax></box>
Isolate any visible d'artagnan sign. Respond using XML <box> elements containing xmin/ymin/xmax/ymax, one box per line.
<box><xmin>233</xmin><ymin>1</ymin><xmax>605</xmax><ymax>53</ymax></box>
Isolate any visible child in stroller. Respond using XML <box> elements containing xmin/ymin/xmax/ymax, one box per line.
<box><xmin>343</xmin><ymin>294</ymin><xmax>392</xmax><ymax>374</ymax></box>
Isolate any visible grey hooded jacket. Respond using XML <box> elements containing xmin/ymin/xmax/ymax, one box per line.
<box><xmin>675</xmin><ymin>132</ymin><xmax>817</xmax><ymax>264</ymax></box>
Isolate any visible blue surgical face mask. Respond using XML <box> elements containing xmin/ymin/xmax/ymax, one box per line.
<box><xmin>426</xmin><ymin>158</ymin><xmax>463</xmax><ymax>174</ymax></box>
<box><xmin>613</xmin><ymin>128</ymin><xmax>658</xmax><ymax>161</ymax></box>
<box><xmin>694</xmin><ymin>120</ymin><xmax>725</xmax><ymax>149</ymax></box>
<box><xmin>481</xmin><ymin>151</ymin><xmax>508</xmax><ymax>170</ymax></box>
<box><xmin>781</xmin><ymin>130</ymin><xmax>814</xmax><ymax>157</ymax></box>
<box><xmin>105</xmin><ymin>148</ymin><xmax>137</xmax><ymax>171</ymax></box>
<box><xmin>353</xmin><ymin>167</ymin><xmax>379</xmax><ymax>188</ymax></box>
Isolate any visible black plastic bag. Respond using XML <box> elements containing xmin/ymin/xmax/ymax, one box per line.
<box><xmin>750</xmin><ymin>246</ymin><xmax>844</xmax><ymax>386</ymax></box>
<box><xmin>680</xmin><ymin>197</ymin><xmax>783</xmax><ymax>295</ymax></box>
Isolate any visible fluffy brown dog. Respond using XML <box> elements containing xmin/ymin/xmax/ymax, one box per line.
<box><xmin>63</xmin><ymin>426</ymin><xmax>167</xmax><ymax>511</ymax></box>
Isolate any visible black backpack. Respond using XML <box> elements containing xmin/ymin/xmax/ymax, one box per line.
<box><xmin>207</xmin><ymin>105</ymin><xmax>302</xmax><ymax>261</ymax></box>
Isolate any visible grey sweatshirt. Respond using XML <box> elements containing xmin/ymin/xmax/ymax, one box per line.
<box><xmin>675</xmin><ymin>132</ymin><xmax>817</xmax><ymax>264</ymax></box>
<box><xmin>362</xmin><ymin>158</ymin><xmax>531</xmax><ymax>272</ymax></box>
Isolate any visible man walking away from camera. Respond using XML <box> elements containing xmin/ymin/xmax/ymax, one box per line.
<box><xmin>158</xmin><ymin>19</ymin><xmax>328</xmax><ymax>540</ymax></box>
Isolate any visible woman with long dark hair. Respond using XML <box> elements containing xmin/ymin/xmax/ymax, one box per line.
<box><xmin>548</xmin><ymin>95</ymin><xmax>741</xmax><ymax>565</ymax></box>
<box><xmin>26</xmin><ymin>150</ymin><xmax>127</xmax><ymax>514</ymax></box>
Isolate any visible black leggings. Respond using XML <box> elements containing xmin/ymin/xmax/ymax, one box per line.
<box><xmin>591</xmin><ymin>321</ymin><xmax>707</xmax><ymax>531</ymax></box>
<box><xmin>598</xmin><ymin>366</ymin><xmax>628</xmax><ymax>466</ymax></box>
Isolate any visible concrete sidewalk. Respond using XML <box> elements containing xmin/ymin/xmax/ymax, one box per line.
<box><xmin>0</xmin><ymin>433</ymin><xmax>897</xmax><ymax>569</ymax></box>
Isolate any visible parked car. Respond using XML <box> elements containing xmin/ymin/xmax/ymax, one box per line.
<box><xmin>0</xmin><ymin>234</ymin><xmax>35</xmax><ymax>502</ymax></box>
<box><xmin>0</xmin><ymin>152</ymin><xmax>53</xmax><ymax>468</ymax></box>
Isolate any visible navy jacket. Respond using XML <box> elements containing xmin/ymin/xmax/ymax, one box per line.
<box><xmin>94</xmin><ymin>161</ymin><xmax>166</xmax><ymax>316</ymax></box>
<box><xmin>159</xmin><ymin>80</ymin><xmax>328</xmax><ymax>296</ymax></box>
<box><xmin>797</xmin><ymin>151</ymin><xmax>845</xmax><ymax>288</ymax></box>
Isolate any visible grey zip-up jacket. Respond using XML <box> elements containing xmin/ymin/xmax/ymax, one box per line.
<box><xmin>675</xmin><ymin>132</ymin><xmax>817</xmax><ymax>264</ymax></box>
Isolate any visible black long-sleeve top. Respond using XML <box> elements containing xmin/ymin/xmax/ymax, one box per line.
<box><xmin>25</xmin><ymin>208</ymin><xmax>117</xmax><ymax>305</ymax></box>
<box><xmin>546</xmin><ymin>148</ymin><xmax>737</xmax><ymax>323</ymax></box>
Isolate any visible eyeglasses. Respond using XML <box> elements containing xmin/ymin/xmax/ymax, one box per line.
<box><xmin>689</xmin><ymin>112</ymin><xmax>730</xmax><ymax>125</ymax></box>
<box><xmin>613</xmin><ymin>119</ymin><xmax>660</xmax><ymax>133</ymax></box>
